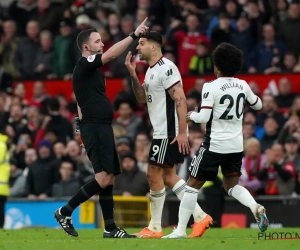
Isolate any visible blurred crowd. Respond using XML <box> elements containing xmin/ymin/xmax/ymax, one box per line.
<box><xmin>0</xmin><ymin>0</ymin><xmax>300</xmax><ymax>83</ymax></box>
<box><xmin>1</xmin><ymin>0</ymin><xmax>300</xmax><ymax>200</ymax></box>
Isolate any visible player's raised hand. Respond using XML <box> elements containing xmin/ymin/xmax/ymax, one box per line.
<box><xmin>125</xmin><ymin>51</ymin><xmax>136</xmax><ymax>76</ymax></box>
<box><xmin>134</xmin><ymin>17</ymin><xmax>148</xmax><ymax>36</ymax></box>
<box><xmin>171</xmin><ymin>133</ymin><xmax>190</xmax><ymax>155</ymax></box>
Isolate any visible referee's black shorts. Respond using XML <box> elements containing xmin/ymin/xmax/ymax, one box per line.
<box><xmin>80</xmin><ymin>122</ymin><xmax>121</xmax><ymax>175</ymax></box>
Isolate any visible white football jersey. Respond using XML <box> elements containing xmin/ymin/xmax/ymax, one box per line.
<box><xmin>201</xmin><ymin>77</ymin><xmax>259</xmax><ymax>154</ymax></box>
<box><xmin>143</xmin><ymin>57</ymin><xmax>185</xmax><ymax>139</ymax></box>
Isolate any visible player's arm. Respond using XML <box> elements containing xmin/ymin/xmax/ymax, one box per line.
<box><xmin>131</xmin><ymin>75</ymin><xmax>146</xmax><ymax>103</ymax></box>
<box><xmin>125</xmin><ymin>51</ymin><xmax>146</xmax><ymax>103</ymax></box>
<box><xmin>76</xmin><ymin>103</ymin><xmax>84</xmax><ymax>148</ymax></box>
<box><xmin>101</xmin><ymin>18</ymin><xmax>148</xmax><ymax>65</ymax></box>
<box><xmin>167</xmin><ymin>83</ymin><xmax>188</xmax><ymax>134</ymax></box>
<box><xmin>245</xmin><ymin>83</ymin><xmax>262</xmax><ymax>110</ymax></box>
<box><xmin>188</xmin><ymin>83</ymin><xmax>213</xmax><ymax>124</ymax></box>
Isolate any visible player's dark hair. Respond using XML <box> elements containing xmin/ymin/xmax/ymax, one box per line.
<box><xmin>76</xmin><ymin>28</ymin><xmax>98</xmax><ymax>51</ymax></box>
<box><xmin>140</xmin><ymin>31</ymin><xmax>163</xmax><ymax>47</ymax></box>
<box><xmin>211</xmin><ymin>42</ymin><xmax>243</xmax><ymax>77</ymax></box>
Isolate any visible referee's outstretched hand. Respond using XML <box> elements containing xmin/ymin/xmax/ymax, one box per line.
<box><xmin>171</xmin><ymin>133</ymin><xmax>190</xmax><ymax>155</ymax></box>
<box><xmin>134</xmin><ymin>17</ymin><xmax>149</xmax><ymax>37</ymax></box>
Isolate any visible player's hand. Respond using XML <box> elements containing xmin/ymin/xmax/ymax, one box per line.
<box><xmin>125</xmin><ymin>51</ymin><xmax>136</xmax><ymax>76</ymax></box>
<box><xmin>134</xmin><ymin>17</ymin><xmax>148</xmax><ymax>37</ymax></box>
<box><xmin>171</xmin><ymin>133</ymin><xmax>190</xmax><ymax>154</ymax></box>
<box><xmin>186</xmin><ymin>106</ymin><xmax>198</xmax><ymax>121</ymax></box>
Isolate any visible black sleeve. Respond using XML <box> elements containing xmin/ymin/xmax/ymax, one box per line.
<box><xmin>274</xmin><ymin>163</ymin><xmax>291</xmax><ymax>181</ymax></box>
<box><xmin>81</xmin><ymin>54</ymin><xmax>103</xmax><ymax>70</ymax></box>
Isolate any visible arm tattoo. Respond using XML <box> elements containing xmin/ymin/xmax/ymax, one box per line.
<box><xmin>131</xmin><ymin>75</ymin><xmax>146</xmax><ymax>103</ymax></box>
<box><xmin>167</xmin><ymin>84</ymin><xmax>184</xmax><ymax>109</ymax></box>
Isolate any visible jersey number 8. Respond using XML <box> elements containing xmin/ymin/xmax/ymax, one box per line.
<box><xmin>147</xmin><ymin>95</ymin><xmax>152</xmax><ymax>103</ymax></box>
<box><xmin>219</xmin><ymin>93</ymin><xmax>246</xmax><ymax>120</ymax></box>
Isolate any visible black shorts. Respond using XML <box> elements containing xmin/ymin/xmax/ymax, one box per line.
<box><xmin>148</xmin><ymin>138</ymin><xmax>185</xmax><ymax>168</ymax></box>
<box><xmin>189</xmin><ymin>146</ymin><xmax>243</xmax><ymax>181</ymax></box>
<box><xmin>80</xmin><ymin>123</ymin><xmax>121</xmax><ymax>175</ymax></box>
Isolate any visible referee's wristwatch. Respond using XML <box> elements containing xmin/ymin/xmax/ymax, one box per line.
<box><xmin>129</xmin><ymin>31</ymin><xmax>138</xmax><ymax>40</ymax></box>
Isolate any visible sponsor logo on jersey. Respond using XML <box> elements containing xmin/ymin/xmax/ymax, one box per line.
<box><xmin>203</xmin><ymin>92</ymin><xmax>209</xmax><ymax>99</ymax></box>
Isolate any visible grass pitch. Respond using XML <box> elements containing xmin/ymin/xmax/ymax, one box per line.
<box><xmin>1</xmin><ymin>228</ymin><xmax>299</xmax><ymax>250</ymax></box>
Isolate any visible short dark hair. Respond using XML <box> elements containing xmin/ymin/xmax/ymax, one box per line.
<box><xmin>140</xmin><ymin>31</ymin><xmax>163</xmax><ymax>47</ymax></box>
<box><xmin>48</xmin><ymin>97</ymin><xmax>60</xmax><ymax>111</ymax></box>
<box><xmin>60</xmin><ymin>155</ymin><xmax>76</xmax><ymax>171</ymax></box>
<box><xmin>212</xmin><ymin>42</ymin><xmax>243</xmax><ymax>77</ymax></box>
<box><xmin>76</xmin><ymin>28</ymin><xmax>98</xmax><ymax>51</ymax></box>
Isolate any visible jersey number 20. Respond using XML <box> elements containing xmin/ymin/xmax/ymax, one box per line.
<box><xmin>219</xmin><ymin>93</ymin><xmax>245</xmax><ymax>120</ymax></box>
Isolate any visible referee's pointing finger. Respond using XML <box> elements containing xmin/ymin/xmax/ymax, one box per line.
<box><xmin>141</xmin><ymin>17</ymin><xmax>148</xmax><ymax>25</ymax></box>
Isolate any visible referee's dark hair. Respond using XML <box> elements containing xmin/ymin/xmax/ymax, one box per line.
<box><xmin>211</xmin><ymin>42</ymin><xmax>243</xmax><ymax>77</ymax></box>
<box><xmin>140</xmin><ymin>31</ymin><xmax>163</xmax><ymax>47</ymax></box>
<box><xmin>76</xmin><ymin>28</ymin><xmax>98</xmax><ymax>51</ymax></box>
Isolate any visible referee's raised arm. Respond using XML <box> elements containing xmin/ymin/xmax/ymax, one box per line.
<box><xmin>101</xmin><ymin>17</ymin><xmax>148</xmax><ymax>65</ymax></box>
<box><xmin>77</xmin><ymin>17</ymin><xmax>148</xmax><ymax>70</ymax></box>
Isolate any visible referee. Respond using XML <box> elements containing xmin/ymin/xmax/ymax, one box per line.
<box><xmin>54</xmin><ymin>18</ymin><xmax>148</xmax><ymax>238</ymax></box>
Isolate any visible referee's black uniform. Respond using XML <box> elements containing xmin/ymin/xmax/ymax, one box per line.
<box><xmin>73</xmin><ymin>54</ymin><xmax>121</xmax><ymax>176</ymax></box>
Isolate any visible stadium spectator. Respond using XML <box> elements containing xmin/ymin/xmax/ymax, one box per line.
<box><xmin>257</xmin><ymin>143</ymin><xmax>296</xmax><ymax>195</ymax></box>
<box><xmin>278</xmin><ymin>3</ymin><xmax>300</xmax><ymax>58</ymax></box>
<box><xmin>230</xmin><ymin>14</ymin><xmax>255</xmax><ymax>71</ymax></box>
<box><xmin>52</xmin><ymin>156</ymin><xmax>80</xmax><ymax>197</ymax></box>
<box><xmin>8</xmin><ymin>0</ymin><xmax>37</xmax><ymax>36</ymax></box>
<box><xmin>113</xmin><ymin>154</ymin><xmax>149</xmax><ymax>196</ymax></box>
<box><xmin>10</xmin><ymin>147</ymin><xmax>37</xmax><ymax>197</ymax></box>
<box><xmin>31</xmin><ymin>0</ymin><xmax>62</xmax><ymax>35</ymax></box>
<box><xmin>43</xmin><ymin>97</ymin><xmax>73</xmax><ymax>144</ymax></box>
<box><xmin>168</xmin><ymin>14</ymin><xmax>209</xmax><ymax>75</ymax></box>
<box><xmin>26</xmin><ymin>139</ymin><xmax>60</xmax><ymax>199</ymax></box>
<box><xmin>189</xmin><ymin>42</ymin><xmax>213</xmax><ymax>75</ymax></box>
<box><xmin>33</xmin><ymin>30</ymin><xmax>53</xmax><ymax>79</ymax></box>
<box><xmin>114</xmin><ymin>100</ymin><xmax>142</xmax><ymax>141</ymax></box>
<box><xmin>0</xmin><ymin>20</ymin><xmax>20</xmax><ymax>79</ymax></box>
<box><xmin>248</xmin><ymin>24</ymin><xmax>285</xmax><ymax>73</ymax></box>
<box><xmin>240</xmin><ymin>138</ymin><xmax>266</xmax><ymax>195</ymax></box>
<box><xmin>260</xmin><ymin>117</ymin><xmax>279</xmax><ymax>153</ymax></box>
<box><xmin>52</xmin><ymin>19</ymin><xmax>75</xmax><ymax>80</ymax></box>
<box><xmin>116</xmin><ymin>136</ymin><xmax>132</xmax><ymax>157</ymax></box>
<box><xmin>14</xmin><ymin>20</ymin><xmax>40</xmax><ymax>79</ymax></box>
<box><xmin>275</xmin><ymin>77</ymin><xmax>296</xmax><ymax>109</ymax></box>
<box><xmin>256</xmin><ymin>94</ymin><xmax>286</xmax><ymax>129</ymax></box>
<box><xmin>284</xmin><ymin>136</ymin><xmax>300</xmax><ymax>171</ymax></box>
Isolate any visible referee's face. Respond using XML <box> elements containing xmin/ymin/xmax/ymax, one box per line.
<box><xmin>88</xmin><ymin>32</ymin><xmax>104</xmax><ymax>54</ymax></box>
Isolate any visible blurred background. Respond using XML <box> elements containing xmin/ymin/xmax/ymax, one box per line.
<box><xmin>1</xmin><ymin>0</ymin><xmax>300</xmax><ymax>230</ymax></box>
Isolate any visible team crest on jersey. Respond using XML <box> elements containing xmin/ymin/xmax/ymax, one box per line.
<box><xmin>87</xmin><ymin>55</ymin><xmax>96</xmax><ymax>62</ymax></box>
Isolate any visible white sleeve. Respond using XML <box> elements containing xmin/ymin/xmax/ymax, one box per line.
<box><xmin>245</xmin><ymin>83</ymin><xmax>262</xmax><ymax>110</ymax></box>
<box><xmin>200</xmin><ymin>82</ymin><xmax>214</xmax><ymax>108</ymax></box>
<box><xmin>161</xmin><ymin>64</ymin><xmax>181</xmax><ymax>90</ymax></box>
<box><xmin>190</xmin><ymin>109</ymin><xmax>212</xmax><ymax>124</ymax></box>
<box><xmin>190</xmin><ymin>82</ymin><xmax>214</xmax><ymax>123</ymax></box>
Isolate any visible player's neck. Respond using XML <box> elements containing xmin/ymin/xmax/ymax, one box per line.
<box><xmin>148</xmin><ymin>53</ymin><xmax>163</xmax><ymax>67</ymax></box>
<box><xmin>82</xmin><ymin>52</ymin><xmax>91</xmax><ymax>58</ymax></box>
